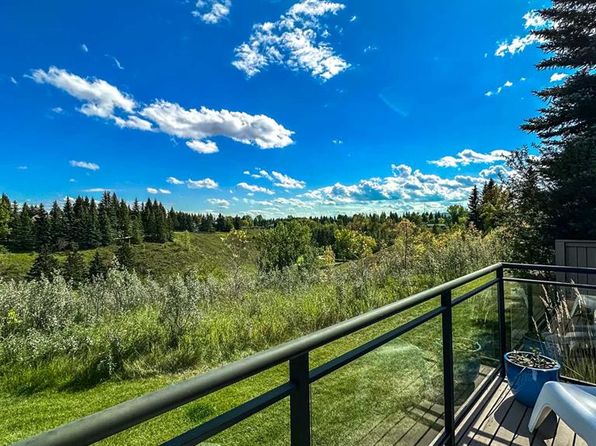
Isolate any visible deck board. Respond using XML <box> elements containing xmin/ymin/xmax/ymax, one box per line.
<box><xmin>452</xmin><ymin>375</ymin><xmax>590</xmax><ymax>446</ymax></box>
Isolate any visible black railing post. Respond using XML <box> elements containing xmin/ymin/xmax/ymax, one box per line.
<box><xmin>441</xmin><ymin>289</ymin><xmax>455</xmax><ymax>446</ymax></box>
<box><xmin>290</xmin><ymin>353</ymin><xmax>311</xmax><ymax>446</ymax></box>
<box><xmin>497</xmin><ymin>266</ymin><xmax>507</xmax><ymax>378</ymax></box>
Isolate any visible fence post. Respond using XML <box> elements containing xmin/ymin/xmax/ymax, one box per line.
<box><xmin>441</xmin><ymin>289</ymin><xmax>455</xmax><ymax>446</ymax></box>
<box><xmin>290</xmin><ymin>353</ymin><xmax>311</xmax><ymax>446</ymax></box>
<box><xmin>497</xmin><ymin>266</ymin><xmax>507</xmax><ymax>378</ymax></box>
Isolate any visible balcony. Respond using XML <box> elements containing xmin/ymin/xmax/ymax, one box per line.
<box><xmin>16</xmin><ymin>263</ymin><xmax>596</xmax><ymax>446</ymax></box>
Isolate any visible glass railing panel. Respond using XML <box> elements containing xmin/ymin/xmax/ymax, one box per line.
<box><xmin>311</xmin><ymin>315</ymin><xmax>444</xmax><ymax>446</ymax></box>
<box><xmin>451</xmin><ymin>285</ymin><xmax>499</xmax><ymax>413</ymax></box>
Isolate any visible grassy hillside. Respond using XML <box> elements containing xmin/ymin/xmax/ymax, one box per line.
<box><xmin>0</xmin><ymin>232</ymin><xmax>257</xmax><ymax>281</ymax></box>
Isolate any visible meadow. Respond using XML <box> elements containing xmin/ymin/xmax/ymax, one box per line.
<box><xmin>0</xmin><ymin>227</ymin><xmax>514</xmax><ymax>444</ymax></box>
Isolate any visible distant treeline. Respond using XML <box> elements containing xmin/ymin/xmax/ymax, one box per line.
<box><xmin>0</xmin><ymin>191</ymin><xmax>461</xmax><ymax>253</ymax></box>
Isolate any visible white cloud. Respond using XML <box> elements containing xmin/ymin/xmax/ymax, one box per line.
<box><xmin>237</xmin><ymin>182</ymin><xmax>275</xmax><ymax>195</ymax></box>
<box><xmin>30</xmin><ymin>67</ymin><xmax>135</xmax><ymax>119</ymax></box>
<box><xmin>523</xmin><ymin>11</ymin><xmax>548</xmax><ymax>29</ymax></box>
<box><xmin>550</xmin><ymin>72</ymin><xmax>569</xmax><ymax>82</ymax></box>
<box><xmin>233</xmin><ymin>0</ymin><xmax>349</xmax><ymax>81</ymax></box>
<box><xmin>10</xmin><ymin>76</ymin><xmax>18</xmax><ymax>85</ymax></box>
<box><xmin>17</xmin><ymin>166</ymin><xmax>28</xmax><ymax>170</ymax></box>
<box><xmin>332</xmin><ymin>139</ymin><xmax>343</xmax><ymax>144</ymax></box>
<box><xmin>106</xmin><ymin>55</ymin><xmax>124</xmax><ymax>70</ymax></box>
<box><xmin>140</xmin><ymin>100</ymin><xmax>294</xmax><ymax>150</ymax></box>
<box><xmin>271</xmin><ymin>171</ymin><xmax>306</xmax><ymax>189</ymax></box>
<box><xmin>80</xmin><ymin>43</ymin><xmax>89</xmax><ymax>53</ymax></box>
<box><xmin>147</xmin><ymin>187</ymin><xmax>171</xmax><ymax>195</ymax></box>
<box><xmin>429</xmin><ymin>149</ymin><xmax>510</xmax><ymax>168</ymax></box>
<box><xmin>479</xmin><ymin>165</ymin><xmax>511</xmax><ymax>178</ymax></box>
<box><xmin>30</xmin><ymin>67</ymin><xmax>294</xmax><ymax>154</ymax></box>
<box><xmin>187</xmin><ymin>178</ymin><xmax>219</xmax><ymax>189</ymax></box>
<box><xmin>495</xmin><ymin>34</ymin><xmax>542</xmax><ymax>57</ymax></box>
<box><xmin>303</xmin><ymin>164</ymin><xmax>481</xmax><ymax>204</ymax></box>
<box><xmin>70</xmin><ymin>160</ymin><xmax>100</xmax><ymax>171</ymax></box>
<box><xmin>193</xmin><ymin>0</ymin><xmax>231</xmax><ymax>24</ymax></box>
<box><xmin>167</xmin><ymin>176</ymin><xmax>184</xmax><ymax>185</ymax></box>
<box><xmin>485</xmin><ymin>80</ymin><xmax>514</xmax><ymax>97</ymax></box>
<box><xmin>113</xmin><ymin>115</ymin><xmax>153</xmax><ymax>131</ymax></box>
<box><xmin>186</xmin><ymin>139</ymin><xmax>219</xmax><ymax>154</ymax></box>
<box><xmin>349</xmin><ymin>15</ymin><xmax>357</xmax><ymax>22</ymax></box>
<box><xmin>495</xmin><ymin>10</ymin><xmax>548</xmax><ymax>58</ymax></box>
<box><xmin>207</xmin><ymin>198</ymin><xmax>230</xmax><ymax>208</ymax></box>
<box><xmin>52</xmin><ymin>106</ymin><xmax>64</xmax><ymax>114</ymax></box>
<box><xmin>83</xmin><ymin>188</ymin><xmax>111</xmax><ymax>193</ymax></box>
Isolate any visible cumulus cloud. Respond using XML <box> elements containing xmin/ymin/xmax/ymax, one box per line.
<box><xmin>243</xmin><ymin>168</ymin><xmax>305</xmax><ymax>189</ymax></box>
<box><xmin>70</xmin><ymin>160</ymin><xmax>100</xmax><ymax>171</ymax></box>
<box><xmin>271</xmin><ymin>171</ymin><xmax>306</xmax><ymax>189</ymax></box>
<box><xmin>30</xmin><ymin>67</ymin><xmax>135</xmax><ymax>119</ymax></box>
<box><xmin>237</xmin><ymin>182</ymin><xmax>275</xmax><ymax>195</ymax></box>
<box><xmin>429</xmin><ymin>149</ymin><xmax>510</xmax><ymax>168</ymax></box>
<box><xmin>233</xmin><ymin>0</ymin><xmax>349</xmax><ymax>80</ymax></box>
<box><xmin>207</xmin><ymin>198</ymin><xmax>231</xmax><ymax>208</ymax></box>
<box><xmin>186</xmin><ymin>139</ymin><xmax>219</xmax><ymax>154</ymax></box>
<box><xmin>80</xmin><ymin>43</ymin><xmax>89</xmax><ymax>53</ymax></box>
<box><xmin>30</xmin><ymin>67</ymin><xmax>294</xmax><ymax>154</ymax></box>
<box><xmin>550</xmin><ymin>73</ymin><xmax>569</xmax><ymax>82</ymax></box>
<box><xmin>187</xmin><ymin>178</ymin><xmax>219</xmax><ymax>189</ymax></box>
<box><xmin>193</xmin><ymin>0</ymin><xmax>231</xmax><ymax>24</ymax></box>
<box><xmin>147</xmin><ymin>187</ymin><xmax>159</xmax><ymax>194</ymax></box>
<box><xmin>479</xmin><ymin>165</ymin><xmax>511</xmax><ymax>178</ymax></box>
<box><xmin>303</xmin><ymin>164</ymin><xmax>481</xmax><ymax>205</ymax></box>
<box><xmin>113</xmin><ymin>115</ymin><xmax>153</xmax><ymax>131</ymax></box>
<box><xmin>140</xmin><ymin>100</ymin><xmax>294</xmax><ymax>150</ymax></box>
<box><xmin>10</xmin><ymin>76</ymin><xmax>18</xmax><ymax>85</ymax></box>
<box><xmin>167</xmin><ymin>176</ymin><xmax>184</xmax><ymax>185</ymax></box>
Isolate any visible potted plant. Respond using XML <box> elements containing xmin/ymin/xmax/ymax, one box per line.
<box><xmin>504</xmin><ymin>350</ymin><xmax>560</xmax><ymax>407</ymax></box>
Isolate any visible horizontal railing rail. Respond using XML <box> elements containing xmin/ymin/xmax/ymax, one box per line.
<box><xmin>15</xmin><ymin>262</ymin><xmax>596</xmax><ymax>446</ymax></box>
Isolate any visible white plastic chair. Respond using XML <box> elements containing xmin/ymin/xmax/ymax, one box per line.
<box><xmin>528</xmin><ymin>381</ymin><xmax>596</xmax><ymax>445</ymax></box>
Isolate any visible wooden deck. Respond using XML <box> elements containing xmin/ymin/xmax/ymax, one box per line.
<box><xmin>455</xmin><ymin>377</ymin><xmax>590</xmax><ymax>446</ymax></box>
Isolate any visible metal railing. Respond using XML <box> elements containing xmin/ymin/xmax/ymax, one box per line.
<box><xmin>16</xmin><ymin>263</ymin><xmax>596</xmax><ymax>446</ymax></box>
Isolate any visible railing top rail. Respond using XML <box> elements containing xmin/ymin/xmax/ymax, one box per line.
<box><xmin>503</xmin><ymin>262</ymin><xmax>596</xmax><ymax>275</ymax></box>
<box><xmin>17</xmin><ymin>262</ymin><xmax>503</xmax><ymax>446</ymax></box>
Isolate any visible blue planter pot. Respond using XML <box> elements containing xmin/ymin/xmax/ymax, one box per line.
<box><xmin>504</xmin><ymin>351</ymin><xmax>560</xmax><ymax>407</ymax></box>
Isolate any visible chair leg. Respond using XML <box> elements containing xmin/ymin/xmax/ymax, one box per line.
<box><xmin>528</xmin><ymin>404</ymin><xmax>553</xmax><ymax>433</ymax></box>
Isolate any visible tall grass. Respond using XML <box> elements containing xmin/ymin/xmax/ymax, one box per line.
<box><xmin>0</xmin><ymin>227</ymin><xmax>509</xmax><ymax>394</ymax></box>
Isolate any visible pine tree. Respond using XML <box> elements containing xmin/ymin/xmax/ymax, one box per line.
<box><xmin>467</xmin><ymin>186</ymin><xmax>482</xmax><ymax>230</ymax></box>
<box><xmin>49</xmin><ymin>201</ymin><xmax>66</xmax><ymax>251</ymax></box>
<box><xmin>27</xmin><ymin>248</ymin><xmax>60</xmax><ymax>280</ymax></box>
<box><xmin>63</xmin><ymin>249</ymin><xmax>87</xmax><ymax>284</ymax></box>
<box><xmin>116</xmin><ymin>242</ymin><xmax>135</xmax><ymax>270</ymax></box>
<box><xmin>0</xmin><ymin>194</ymin><xmax>11</xmax><ymax>246</ymax></box>
<box><xmin>508</xmin><ymin>1</ymin><xmax>596</xmax><ymax>261</ymax></box>
<box><xmin>522</xmin><ymin>1</ymin><xmax>596</xmax><ymax>143</ymax></box>
<box><xmin>88</xmin><ymin>251</ymin><xmax>109</xmax><ymax>279</ymax></box>
<box><xmin>34</xmin><ymin>204</ymin><xmax>51</xmax><ymax>250</ymax></box>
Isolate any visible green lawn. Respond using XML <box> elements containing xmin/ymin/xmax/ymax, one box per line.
<box><xmin>2</xmin><ymin>275</ymin><xmax>510</xmax><ymax>446</ymax></box>
<box><xmin>0</xmin><ymin>232</ymin><xmax>257</xmax><ymax>282</ymax></box>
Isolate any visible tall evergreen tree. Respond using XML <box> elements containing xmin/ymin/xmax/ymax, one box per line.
<box><xmin>27</xmin><ymin>248</ymin><xmax>60</xmax><ymax>280</ymax></box>
<box><xmin>508</xmin><ymin>1</ymin><xmax>596</xmax><ymax>261</ymax></box>
<box><xmin>34</xmin><ymin>203</ymin><xmax>51</xmax><ymax>250</ymax></box>
<box><xmin>0</xmin><ymin>194</ymin><xmax>11</xmax><ymax>246</ymax></box>
<box><xmin>63</xmin><ymin>249</ymin><xmax>87</xmax><ymax>284</ymax></box>
<box><xmin>467</xmin><ymin>186</ymin><xmax>481</xmax><ymax>230</ymax></box>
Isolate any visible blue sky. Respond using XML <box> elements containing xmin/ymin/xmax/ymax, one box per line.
<box><xmin>0</xmin><ymin>0</ymin><xmax>562</xmax><ymax>216</ymax></box>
